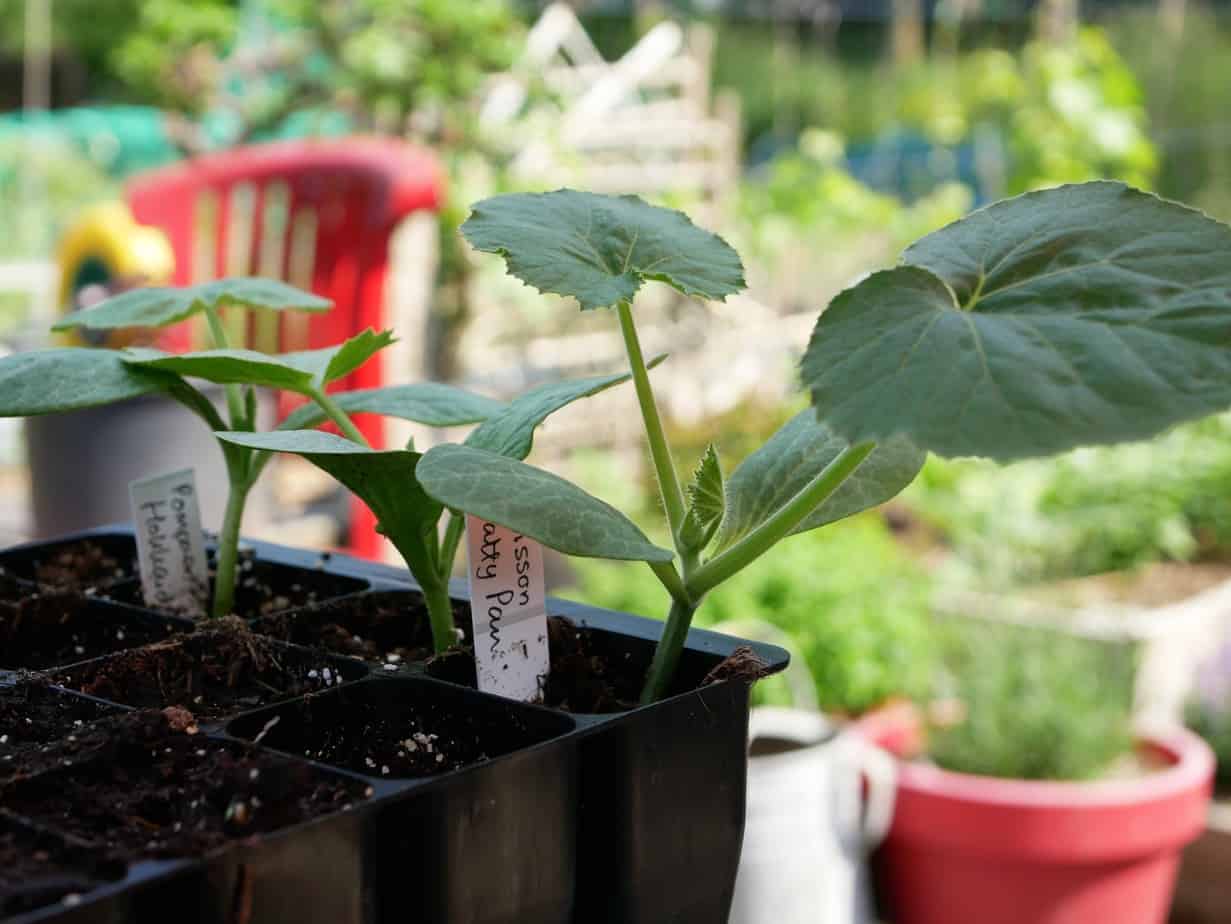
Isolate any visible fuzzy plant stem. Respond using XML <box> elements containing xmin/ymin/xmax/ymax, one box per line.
<box><xmin>212</xmin><ymin>462</ymin><xmax>253</xmax><ymax>619</ymax></box>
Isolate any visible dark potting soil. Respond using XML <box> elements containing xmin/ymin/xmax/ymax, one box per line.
<box><xmin>232</xmin><ymin>683</ymin><xmax>557</xmax><ymax>780</ymax></box>
<box><xmin>429</xmin><ymin>616</ymin><xmax>770</xmax><ymax>713</ymax></box>
<box><xmin>251</xmin><ymin>590</ymin><xmax>467</xmax><ymax>666</ymax></box>
<box><xmin>52</xmin><ymin>625</ymin><xmax>365</xmax><ymax>722</ymax></box>
<box><xmin>0</xmin><ymin>681</ymin><xmax>118</xmax><ymax>769</ymax></box>
<box><xmin>0</xmin><ymin>593</ymin><xmax>180</xmax><ymax>671</ymax></box>
<box><xmin>0</xmin><ymin>709</ymin><xmax>369</xmax><ymax>860</ymax></box>
<box><xmin>0</xmin><ymin>540</ymin><xmax>135</xmax><ymax>593</ymax></box>
<box><xmin>0</xmin><ymin>820</ymin><xmax>123</xmax><ymax>917</ymax></box>
<box><xmin>107</xmin><ymin>556</ymin><xmax>366</xmax><ymax>620</ymax></box>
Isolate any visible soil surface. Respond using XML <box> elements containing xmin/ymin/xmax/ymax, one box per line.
<box><xmin>252</xmin><ymin>590</ymin><xmax>465</xmax><ymax>665</ymax></box>
<box><xmin>0</xmin><ymin>592</ymin><xmax>181</xmax><ymax>671</ymax></box>
<box><xmin>0</xmin><ymin>821</ymin><xmax>123</xmax><ymax>917</ymax></box>
<box><xmin>233</xmin><ymin>684</ymin><xmax>562</xmax><ymax>780</ymax></box>
<box><xmin>0</xmin><ymin>540</ymin><xmax>135</xmax><ymax>593</ymax></box>
<box><xmin>108</xmin><ymin>557</ymin><xmax>366</xmax><ymax>620</ymax></box>
<box><xmin>0</xmin><ymin>681</ymin><xmax>118</xmax><ymax>769</ymax></box>
<box><xmin>1</xmin><ymin>709</ymin><xmax>369</xmax><ymax>859</ymax></box>
<box><xmin>429</xmin><ymin>616</ymin><xmax>764</xmax><ymax>714</ymax></box>
<box><xmin>53</xmin><ymin>624</ymin><xmax>365</xmax><ymax>722</ymax></box>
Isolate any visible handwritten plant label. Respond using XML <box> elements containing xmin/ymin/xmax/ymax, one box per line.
<box><xmin>464</xmin><ymin>515</ymin><xmax>550</xmax><ymax>701</ymax></box>
<box><xmin>129</xmin><ymin>468</ymin><xmax>210</xmax><ymax>617</ymax></box>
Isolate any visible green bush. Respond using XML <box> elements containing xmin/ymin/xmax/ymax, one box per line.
<box><xmin>929</xmin><ymin>620</ymin><xmax>1137</xmax><ymax>781</ymax></box>
<box><xmin>904</xmin><ymin>413</ymin><xmax>1231</xmax><ymax>585</ymax></box>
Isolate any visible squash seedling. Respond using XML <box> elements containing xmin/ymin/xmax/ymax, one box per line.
<box><xmin>216</xmin><ymin>360</ymin><xmax>660</xmax><ymax>653</ymax></box>
<box><xmin>0</xmin><ymin>279</ymin><xmax>500</xmax><ymax>618</ymax></box>
<box><xmin>413</xmin><ymin>183</ymin><xmax>1231</xmax><ymax>703</ymax></box>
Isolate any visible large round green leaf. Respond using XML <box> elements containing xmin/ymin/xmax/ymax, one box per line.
<box><xmin>461</xmin><ymin>189</ymin><xmax>745</xmax><ymax>311</ymax></box>
<box><xmin>802</xmin><ymin>182</ymin><xmax>1231</xmax><ymax>460</ymax></box>
<box><xmin>0</xmin><ymin>348</ymin><xmax>173</xmax><ymax>415</ymax></box>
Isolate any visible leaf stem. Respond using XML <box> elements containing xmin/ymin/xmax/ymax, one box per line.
<box><xmin>686</xmin><ymin>441</ymin><xmax>876</xmax><ymax>599</ymax></box>
<box><xmin>211</xmin><ymin>474</ymin><xmax>252</xmax><ymax>619</ymax></box>
<box><xmin>202</xmin><ymin>304</ymin><xmax>249</xmax><ymax>428</ymax></box>
<box><xmin>438</xmin><ymin>511</ymin><xmax>466</xmax><ymax>582</ymax></box>
<box><xmin>616</xmin><ymin>301</ymin><xmax>687</xmax><ymax>547</ymax></box>
<box><xmin>309</xmin><ymin>387</ymin><xmax>370</xmax><ymax>447</ymax></box>
<box><xmin>649</xmin><ymin>560</ymin><xmax>689</xmax><ymax>605</ymax></box>
<box><xmin>640</xmin><ymin>597</ymin><xmax>698</xmax><ymax>704</ymax></box>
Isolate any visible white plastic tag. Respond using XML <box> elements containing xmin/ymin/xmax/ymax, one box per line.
<box><xmin>129</xmin><ymin>468</ymin><xmax>210</xmax><ymax>617</ymax></box>
<box><xmin>464</xmin><ymin>515</ymin><xmax>550</xmax><ymax>701</ymax></box>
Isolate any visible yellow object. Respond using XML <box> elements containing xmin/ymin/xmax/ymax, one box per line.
<box><xmin>55</xmin><ymin>202</ymin><xmax>175</xmax><ymax>347</ymax></box>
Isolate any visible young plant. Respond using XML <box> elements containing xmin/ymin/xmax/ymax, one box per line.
<box><xmin>0</xmin><ymin>279</ymin><xmax>500</xmax><ymax>618</ymax></box>
<box><xmin>412</xmin><ymin>182</ymin><xmax>1231</xmax><ymax>703</ymax></box>
<box><xmin>215</xmin><ymin>361</ymin><xmax>659</xmax><ymax>653</ymax></box>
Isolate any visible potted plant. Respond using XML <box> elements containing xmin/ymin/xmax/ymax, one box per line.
<box><xmin>867</xmin><ymin>619</ymin><xmax>1213</xmax><ymax>924</ymax></box>
<box><xmin>0</xmin><ymin>178</ymin><xmax>1229</xmax><ymax>923</ymax></box>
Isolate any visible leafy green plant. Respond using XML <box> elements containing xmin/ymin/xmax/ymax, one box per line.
<box><xmin>929</xmin><ymin>619</ymin><xmax>1137</xmax><ymax>780</ymax></box>
<box><xmin>0</xmin><ymin>279</ymin><xmax>499</xmax><ymax>620</ymax></box>
<box><xmin>407</xmin><ymin>180</ymin><xmax>1231</xmax><ymax>705</ymax></box>
<box><xmin>217</xmin><ymin>363</ymin><xmax>654</xmax><ymax>652</ymax></box>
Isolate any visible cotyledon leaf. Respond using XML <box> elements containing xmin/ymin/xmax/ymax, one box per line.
<box><xmin>417</xmin><ymin>444</ymin><xmax>674</xmax><ymax>563</ymax></box>
<box><xmin>214</xmin><ymin>429</ymin><xmax>441</xmax><ymax>581</ymax></box>
<box><xmin>52</xmin><ymin>278</ymin><xmax>331</xmax><ymax>331</ymax></box>
<box><xmin>802</xmin><ymin>182</ymin><xmax>1231</xmax><ymax>461</ymax></box>
<box><xmin>465</xmin><ymin>355</ymin><xmax>666</xmax><ymax>459</ymax></box>
<box><xmin>0</xmin><ymin>348</ymin><xmax>175</xmax><ymax>415</ymax></box>
<box><xmin>461</xmin><ymin>189</ymin><xmax>746</xmax><ymax>311</ymax></box>
<box><xmin>713</xmin><ymin>411</ymin><xmax>926</xmax><ymax>553</ymax></box>
<box><xmin>278</xmin><ymin>382</ymin><xmax>506</xmax><ymax>431</ymax></box>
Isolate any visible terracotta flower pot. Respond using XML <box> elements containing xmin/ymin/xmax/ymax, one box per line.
<box><xmin>870</xmin><ymin>728</ymin><xmax>1214</xmax><ymax>924</ymax></box>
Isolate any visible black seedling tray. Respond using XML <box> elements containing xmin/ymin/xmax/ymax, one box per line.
<box><xmin>0</xmin><ymin>526</ymin><xmax>789</xmax><ymax>924</ymax></box>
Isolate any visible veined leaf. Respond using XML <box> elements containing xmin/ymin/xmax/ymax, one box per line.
<box><xmin>215</xmin><ymin>430</ymin><xmax>441</xmax><ymax>580</ymax></box>
<box><xmin>466</xmin><ymin>356</ymin><xmax>664</xmax><ymax>459</ymax></box>
<box><xmin>279</xmin><ymin>382</ymin><xmax>505</xmax><ymax>431</ymax></box>
<box><xmin>803</xmin><ymin>182</ymin><xmax>1231</xmax><ymax>460</ymax></box>
<box><xmin>122</xmin><ymin>329</ymin><xmax>394</xmax><ymax>396</ymax></box>
<box><xmin>417</xmin><ymin>444</ymin><xmax>674</xmax><ymax>563</ymax></box>
<box><xmin>0</xmin><ymin>348</ymin><xmax>175</xmax><ymax>415</ymax></box>
<box><xmin>52</xmin><ymin>278</ymin><xmax>331</xmax><ymax>331</ymax></box>
<box><xmin>679</xmin><ymin>444</ymin><xmax>724</xmax><ymax>553</ymax></box>
<box><xmin>461</xmin><ymin>189</ymin><xmax>745</xmax><ymax>311</ymax></box>
<box><xmin>714</xmin><ymin>412</ymin><xmax>925</xmax><ymax>553</ymax></box>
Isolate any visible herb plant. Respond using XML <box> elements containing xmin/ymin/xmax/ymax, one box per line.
<box><xmin>0</xmin><ymin>279</ymin><xmax>500</xmax><ymax>619</ymax></box>
<box><xmin>409</xmin><ymin>182</ymin><xmax>1231</xmax><ymax>704</ymax></box>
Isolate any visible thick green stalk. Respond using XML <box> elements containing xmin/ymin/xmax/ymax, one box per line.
<box><xmin>309</xmin><ymin>387</ymin><xmax>371</xmax><ymax>447</ymax></box>
<box><xmin>640</xmin><ymin>597</ymin><xmax>698</xmax><ymax>704</ymax></box>
<box><xmin>616</xmin><ymin>301</ymin><xmax>688</xmax><ymax>545</ymax></box>
<box><xmin>420</xmin><ymin>577</ymin><xmax>458</xmax><ymax>654</ymax></box>
<box><xmin>687</xmin><ymin>441</ymin><xmax>876</xmax><ymax>599</ymax></box>
<box><xmin>212</xmin><ymin>474</ymin><xmax>252</xmax><ymax>619</ymax></box>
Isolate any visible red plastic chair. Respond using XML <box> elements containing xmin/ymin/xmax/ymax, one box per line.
<box><xmin>125</xmin><ymin>138</ymin><xmax>445</xmax><ymax>559</ymax></box>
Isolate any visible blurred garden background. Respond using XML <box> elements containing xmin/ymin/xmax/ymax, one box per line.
<box><xmin>4</xmin><ymin>0</ymin><xmax>1231</xmax><ymax>791</ymax></box>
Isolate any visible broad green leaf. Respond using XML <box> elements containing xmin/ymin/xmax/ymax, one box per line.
<box><xmin>461</xmin><ymin>189</ymin><xmax>746</xmax><ymax>311</ymax></box>
<box><xmin>714</xmin><ymin>412</ymin><xmax>925</xmax><ymax>553</ymax></box>
<box><xmin>466</xmin><ymin>357</ymin><xmax>664</xmax><ymax>460</ymax></box>
<box><xmin>122</xmin><ymin>329</ymin><xmax>394</xmax><ymax>396</ymax></box>
<box><xmin>417</xmin><ymin>444</ymin><xmax>674</xmax><ymax>563</ymax></box>
<box><xmin>52</xmin><ymin>278</ymin><xmax>331</xmax><ymax>331</ymax></box>
<box><xmin>802</xmin><ymin>182</ymin><xmax>1231</xmax><ymax>460</ymax></box>
<box><xmin>124</xmin><ymin>347</ymin><xmax>317</xmax><ymax>393</ymax></box>
<box><xmin>216</xmin><ymin>430</ymin><xmax>441</xmax><ymax>581</ymax></box>
<box><xmin>679</xmin><ymin>444</ymin><xmax>725</xmax><ymax>553</ymax></box>
<box><xmin>278</xmin><ymin>383</ymin><xmax>505</xmax><ymax>431</ymax></box>
<box><xmin>0</xmin><ymin>348</ymin><xmax>174</xmax><ymax>415</ymax></box>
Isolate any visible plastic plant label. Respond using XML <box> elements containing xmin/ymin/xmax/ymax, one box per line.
<box><xmin>129</xmin><ymin>468</ymin><xmax>210</xmax><ymax>617</ymax></box>
<box><xmin>464</xmin><ymin>515</ymin><xmax>550</xmax><ymax>701</ymax></box>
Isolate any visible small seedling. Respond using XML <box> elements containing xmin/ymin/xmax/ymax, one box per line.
<box><xmin>0</xmin><ymin>279</ymin><xmax>498</xmax><ymax>618</ymax></box>
<box><xmin>411</xmin><ymin>183</ymin><xmax>1231</xmax><ymax>703</ymax></box>
<box><xmin>217</xmin><ymin>361</ymin><xmax>658</xmax><ymax>653</ymax></box>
